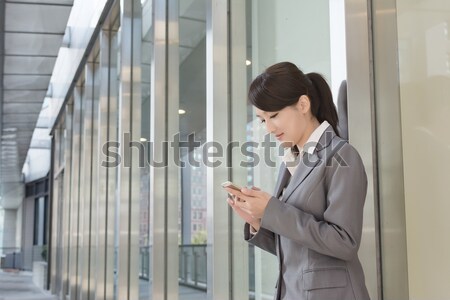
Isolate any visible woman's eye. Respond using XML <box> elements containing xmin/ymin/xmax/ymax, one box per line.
<box><xmin>269</xmin><ymin>113</ymin><xmax>278</xmax><ymax>119</ymax></box>
<box><xmin>259</xmin><ymin>119</ymin><xmax>265</xmax><ymax>124</ymax></box>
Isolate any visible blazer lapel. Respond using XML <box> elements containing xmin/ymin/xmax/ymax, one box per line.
<box><xmin>281</xmin><ymin>126</ymin><xmax>337</xmax><ymax>202</ymax></box>
<box><xmin>282</xmin><ymin>152</ymin><xmax>321</xmax><ymax>202</ymax></box>
<box><xmin>273</xmin><ymin>164</ymin><xmax>291</xmax><ymax>198</ymax></box>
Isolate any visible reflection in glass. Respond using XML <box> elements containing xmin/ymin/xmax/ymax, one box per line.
<box><xmin>178</xmin><ymin>0</ymin><xmax>207</xmax><ymax>299</ymax></box>
<box><xmin>111</xmin><ymin>15</ymin><xmax>120</xmax><ymax>300</ymax></box>
<box><xmin>139</xmin><ymin>0</ymin><xmax>152</xmax><ymax>298</ymax></box>
<box><xmin>97</xmin><ymin>10</ymin><xmax>120</xmax><ymax>299</ymax></box>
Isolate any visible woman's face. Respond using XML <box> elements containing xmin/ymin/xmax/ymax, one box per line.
<box><xmin>255</xmin><ymin>95</ymin><xmax>317</xmax><ymax>148</ymax></box>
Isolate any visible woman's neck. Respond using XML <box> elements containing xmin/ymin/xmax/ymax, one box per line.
<box><xmin>297</xmin><ymin>118</ymin><xmax>321</xmax><ymax>149</ymax></box>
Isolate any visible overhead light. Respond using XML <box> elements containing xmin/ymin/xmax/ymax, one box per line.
<box><xmin>2</xmin><ymin>141</ymin><xmax>17</xmax><ymax>146</ymax></box>
<box><xmin>2</xmin><ymin>128</ymin><xmax>17</xmax><ymax>132</ymax></box>
<box><xmin>246</xmin><ymin>60</ymin><xmax>252</xmax><ymax>66</ymax></box>
<box><xmin>140</xmin><ymin>138</ymin><xmax>148</xmax><ymax>142</ymax></box>
<box><xmin>178</xmin><ymin>109</ymin><xmax>186</xmax><ymax>115</ymax></box>
<box><xmin>1</xmin><ymin>134</ymin><xmax>16</xmax><ymax>139</ymax></box>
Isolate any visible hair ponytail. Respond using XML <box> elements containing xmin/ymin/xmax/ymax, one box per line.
<box><xmin>306</xmin><ymin>72</ymin><xmax>340</xmax><ymax>137</ymax></box>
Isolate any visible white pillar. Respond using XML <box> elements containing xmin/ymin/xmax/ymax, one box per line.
<box><xmin>2</xmin><ymin>209</ymin><xmax>18</xmax><ymax>251</ymax></box>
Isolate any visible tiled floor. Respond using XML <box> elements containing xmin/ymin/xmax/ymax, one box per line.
<box><xmin>0</xmin><ymin>270</ymin><xmax>206</xmax><ymax>300</ymax></box>
<box><xmin>0</xmin><ymin>270</ymin><xmax>56</xmax><ymax>300</ymax></box>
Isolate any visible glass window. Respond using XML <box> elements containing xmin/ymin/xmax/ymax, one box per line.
<box><xmin>67</xmin><ymin>76</ymin><xmax>84</xmax><ymax>300</ymax></box>
<box><xmin>230</xmin><ymin>1</ymin><xmax>347</xmax><ymax>299</ymax></box>
<box><xmin>178</xmin><ymin>0</ymin><xmax>207</xmax><ymax>298</ymax></box>
<box><xmin>33</xmin><ymin>196</ymin><xmax>46</xmax><ymax>246</ymax></box>
<box><xmin>140</xmin><ymin>0</ymin><xmax>153</xmax><ymax>298</ymax></box>
<box><xmin>396</xmin><ymin>0</ymin><xmax>450</xmax><ymax>297</ymax></box>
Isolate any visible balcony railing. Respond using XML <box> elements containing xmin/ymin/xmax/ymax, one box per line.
<box><xmin>179</xmin><ymin>244</ymin><xmax>207</xmax><ymax>289</ymax></box>
<box><xmin>0</xmin><ymin>247</ymin><xmax>22</xmax><ymax>269</ymax></box>
<box><xmin>139</xmin><ymin>244</ymin><xmax>255</xmax><ymax>292</ymax></box>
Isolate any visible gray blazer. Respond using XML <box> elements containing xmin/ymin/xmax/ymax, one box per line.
<box><xmin>245</xmin><ymin>126</ymin><xmax>370</xmax><ymax>300</ymax></box>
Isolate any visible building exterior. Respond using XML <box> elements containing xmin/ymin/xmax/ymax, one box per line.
<box><xmin>1</xmin><ymin>0</ymin><xmax>450</xmax><ymax>300</ymax></box>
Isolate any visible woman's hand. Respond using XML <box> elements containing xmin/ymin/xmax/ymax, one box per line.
<box><xmin>227</xmin><ymin>196</ymin><xmax>261</xmax><ymax>230</ymax></box>
<box><xmin>225</xmin><ymin>186</ymin><xmax>272</xmax><ymax>220</ymax></box>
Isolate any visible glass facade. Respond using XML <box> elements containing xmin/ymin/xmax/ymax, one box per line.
<box><xmin>178</xmin><ymin>1</ymin><xmax>207</xmax><ymax>299</ymax></box>
<box><xmin>48</xmin><ymin>1</ymin><xmax>375</xmax><ymax>299</ymax></box>
<box><xmin>45</xmin><ymin>0</ymin><xmax>450</xmax><ymax>300</ymax></box>
<box><xmin>372</xmin><ymin>0</ymin><xmax>450</xmax><ymax>299</ymax></box>
<box><xmin>397</xmin><ymin>2</ymin><xmax>450</xmax><ymax>297</ymax></box>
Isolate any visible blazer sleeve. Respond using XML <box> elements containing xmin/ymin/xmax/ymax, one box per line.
<box><xmin>260</xmin><ymin>144</ymin><xmax>367</xmax><ymax>261</ymax></box>
<box><xmin>244</xmin><ymin>223</ymin><xmax>277</xmax><ymax>256</ymax></box>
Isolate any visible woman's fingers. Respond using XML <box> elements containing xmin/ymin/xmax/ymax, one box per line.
<box><xmin>225</xmin><ymin>186</ymin><xmax>259</xmax><ymax>196</ymax></box>
<box><xmin>241</xmin><ymin>187</ymin><xmax>262</xmax><ymax>197</ymax></box>
<box><xmin>224</xmin><ymin>187</ymin><xmax>244</xmax><ymax>200</ymax></box>
<box><xmin>228</xmin><ymin>199</ymin><xmax>255</xmax><ymax>223</ymax></box>
<box><xmin>226</xmin><ymin>186</ymin><xmax>270</xmax><ymax>219</ymax></box>
<box><xmin>224</xmin><ymin>187</ymin><xmax>249</xmax><ymax>201</ymax></box>
<box><xmin>233</xmin><ymin>198</ymin><xmax>252</xmax><ymax>214</ymax></box>
<box><xmin>225</xmin><ymin>186</ymin><xmax>265</xmax><ymax>201</ymax></box>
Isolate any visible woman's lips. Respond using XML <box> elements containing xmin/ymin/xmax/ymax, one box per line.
<box><xmin>275</xmin><ymin>133</ymin><xmax>284</xmax><ymax>139</ymax></box>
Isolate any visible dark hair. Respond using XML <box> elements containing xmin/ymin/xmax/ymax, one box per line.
<box><xmin>248</xmin><ymin>61</ymin><xmax>339</xmax><ymax>136</ymax></box>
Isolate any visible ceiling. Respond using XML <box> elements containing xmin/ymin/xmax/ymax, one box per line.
<box><xmin>0</xmin><ymin>0</ymin><xmax>206</xmax><ymax>209</ymax></box>
<box><xmin>0</xmin><ymin>0</ymin><xmax>73</xmax><ymax>209</ymax></box>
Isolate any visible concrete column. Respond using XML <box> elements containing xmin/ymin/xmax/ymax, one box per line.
<box><xmin>2</xmin><ymin>209</ymin><xmax>18</xmax><ymax>251</ymax></box>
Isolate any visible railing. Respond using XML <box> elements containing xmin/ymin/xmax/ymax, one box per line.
<box><xmin>0</xmin><ymin>247</ymin><xmax>20</xmax><ymax>255</ymax></box>
<box><xmin>0</xmin><ymin>247</ymin><xmax>22</xmax><ymax>269</ymax></box>
<box><xmin>139</xmin><ymin>246</ymin><xmax>150</xmax><ymax>279</ymax></box>
<box><xmin>139</xmin><ymin>244</ymin><xmax>256</xmax><ymax>292</ymax></box>
<box><xmin>179</xmin><ymin>244</ymin><xmax>207</xmax><ymax>290</ymax></box>
<box><xmin>139</xmin><ymin>244</ymin><xmax>207</xmax><ymax>290</ymax></box>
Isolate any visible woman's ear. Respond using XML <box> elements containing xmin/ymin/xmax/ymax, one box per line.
<box><xmin>297</xmin><ymin>95</ymin><xmax>311</xmax><ymax>113</ymax></box>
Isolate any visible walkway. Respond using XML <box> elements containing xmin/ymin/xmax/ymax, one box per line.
<box><xmin>0</xmin><ymin>270</ymin><xmax>56</xmax><ymax>300</ymax></box>
<box><xmin>140</xmin><ymin>279</ymin><xmax>207</xmax><ymax>300</ymax></box>
<box><xmin>0</xmin><ymin>270</ymin><xmax>206</xmax><ymax>300</ymax></box>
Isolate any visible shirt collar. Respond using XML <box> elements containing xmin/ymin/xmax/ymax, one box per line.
<box><xmin>282</xmin><ymin>120</ymin><xmax>330</xmax><ymax>164</ymax></box>
<box><xmin>303</xmin><ymin>120</ymin><xmax>330</xmax><ymax>154</ymax></box>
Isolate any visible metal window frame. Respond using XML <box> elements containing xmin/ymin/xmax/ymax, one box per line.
<box><xmin>50</xmin><ymin>122</ymin><xmax>66</xmax><ymax>296</ymax></box>
<box><xmin>150</xmin><ymin>0</ymin><xmax>179</xmax><ymax>299</ymax></box>
<box><xmin>205</xmin><ymin>0</ymin><xmax>230</xmax><ymax>299</ymax></box>
<box><xmin>96</xmin><ymin>24</ymin><xmax>119</xmax><ymax>300</ymax></box>
<box><xmin>68</xmin><ymin>85</ymin><xmax>83</xmax><ymax>300</ymax></box>
<box><xmin>49</xmin><ymin>129</ymin><xmax>57</xmax><ymax>293</ymax></box>
<box><xmin>228</xmin><ymin>0</ymin><xmax>251</xmax><ymax>299</ymax></box>
<box><xmin>79</xmin><ymin>61</ymin><xmax>96</xmax><ymax>300</ymax></box>
<box><xmin>62</xmin><ymin>103</ymin><xmax>73</xmax><ymax>298</ymax></box>
<box><xmin>116</xmin><ymin>0</ymin><xmax>142</xmax><ymax>299</ymax></box>
<box><xmin>369</xmin><ymin>0</ymin><xmax>409</xmax><ymax>299</ymax></box>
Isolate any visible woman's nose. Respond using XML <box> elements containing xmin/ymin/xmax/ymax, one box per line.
<box><xmin>265</xmin><ymin>120</ymin><xmax>276</xmax><ymax>134</ymax></box>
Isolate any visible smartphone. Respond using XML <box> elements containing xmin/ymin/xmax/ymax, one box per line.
<box><xmin>221</xmin><ymin>181</ymin><xmax>242</xmax><ymax>191</ymax></box>
<box><xmin>222</xmin><ymin>181</ymin><xmax>245</xmax><ymax>202</ymax></box>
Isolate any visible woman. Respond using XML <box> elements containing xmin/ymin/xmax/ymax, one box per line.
<box><xmin>225</xmin><ymin>62</ymin><xmax>370</xmax><ymax>300</ymax></box>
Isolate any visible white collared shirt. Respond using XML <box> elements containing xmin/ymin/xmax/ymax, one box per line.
<box><xmin>282</xmin><ymin>120</ymin><xmax>330</xmax><ymax>175</ymax></box>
